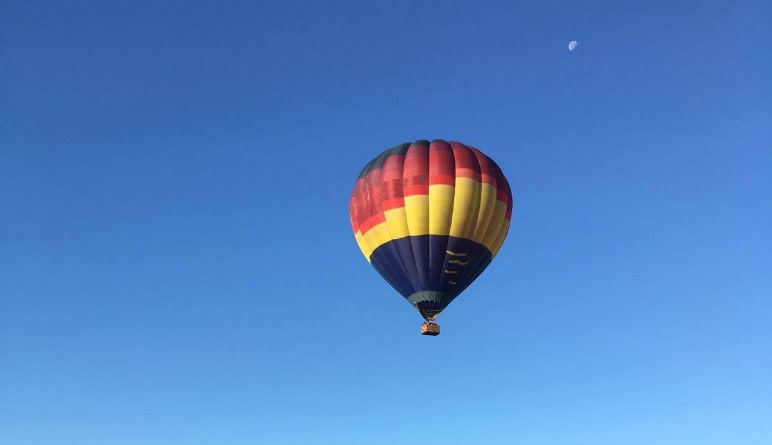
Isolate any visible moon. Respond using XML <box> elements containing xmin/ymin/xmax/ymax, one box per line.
<box><xmin>568</xmin><ymin>40</ymin><xmax>578</xmax><ymax>51</ymax></box>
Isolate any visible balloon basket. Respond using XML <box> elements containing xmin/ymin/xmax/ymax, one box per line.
<box><xmin>421</xmin><ymin>322</ymin><xmax>440</xmax><ymax>336</ymax></box>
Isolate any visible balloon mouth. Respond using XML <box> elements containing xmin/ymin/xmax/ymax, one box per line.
<box><xmin>407</xmin><ymin>291</ymin><xmax>451</xmax><ymax>321</ymax></box>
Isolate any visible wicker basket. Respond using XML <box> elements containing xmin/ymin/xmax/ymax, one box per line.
<box><xmin>421</xmin><ymin>322</ymin><xmax>440</xmax><ymax>336</ymax></box>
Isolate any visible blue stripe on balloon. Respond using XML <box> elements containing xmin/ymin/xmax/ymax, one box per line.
<box><xmin>369</xmin><ymin>236</ymin><xmax>493</xmax><ymax>315</ymax></box>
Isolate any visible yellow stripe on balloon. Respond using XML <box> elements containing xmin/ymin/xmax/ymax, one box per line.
<box><xmin>448</xmin><ymin>177</ymin><xmax>480</xmax><ymax>239</ymax></box>
<box><xmin>472</xmin><ymin>183</ymin><xmax>497</xmax><ymax>244</ymax></box>
<box><xmin>356</xmin><ymin>179</ymin><xmax>510</xmax><ymax>260</ymax></box>
<box><xmin>482</xmin><ymin>200</ymin><xmax>508</xmax><ymax>252</ymax></box>
<box><xmin>428</xmin><ymin>184</ymin><xmax>454</xmax><ymax>236</ymax></box>
<box><xmin>491</xmin><ymin>219</ymin><xmax>510</xmax><ymax>258</ymax></box>
<box><xmin>354</xmin><ymin>230</ymin><xmax>372</xmax><ymax>262</ymax></box>
<box><xmin>384</xmin><ymin>207</ymin><xmax>410</xmax><ymax>240</ymax></box>
<box><xmin>362</xmin><ymin>221</ymin><xmax>392</xmax><ymax>259</ymax></box>
<box><xmin>404</xmin><ymin>195</ymin><xmax>429</xmax><ymax>236</ymax></box>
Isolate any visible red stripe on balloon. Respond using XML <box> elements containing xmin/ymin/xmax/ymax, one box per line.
<box><xmin>429</xmin><ymin>140</ymin><xmax>455</xmax><ymax>186</ymax></box>
<box><xmin>451</xmin><ymin>142</ymin><xmax>482</xmax><ymax>181</ymax></box>
<box><xmin>359</xmin><ymin>213</ymin><xmax>386</xmax><ymax>235</ymax></box>
<box><xmin>403</xmin><ymin>142</ymin><xmax>429</xmax><ymax>196</ymax></box>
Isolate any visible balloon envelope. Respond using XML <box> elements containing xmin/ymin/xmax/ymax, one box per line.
<box><xmin>349</xmin><ymin>139</ymin><xmax>513</xmax><ymax>321</ymax></box>
<box><xmin>568</xmin><ymin>40</ymin><xmax>578</xmax><ymax>50</ymax></box>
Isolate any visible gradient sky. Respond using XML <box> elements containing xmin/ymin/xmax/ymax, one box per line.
<box><xmin>2</xmin><ymin>1</ymin><xmax>771</xmax><ymax>444</ymax></box>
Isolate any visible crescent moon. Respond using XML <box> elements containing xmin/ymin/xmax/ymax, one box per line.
<box><xmin>568</xmin><ymin>41</ymin><xmax>578</xmax><ymax>51</ymax></box>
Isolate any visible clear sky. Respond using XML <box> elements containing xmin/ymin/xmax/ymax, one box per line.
<box><xmin>2</xmin><ymin>1</ymin><xmax>771</xmax><ymax>444</ymax></box>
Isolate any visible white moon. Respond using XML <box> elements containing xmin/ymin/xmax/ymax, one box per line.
<box><xmin>568</xmin><ymin>40</ymin><xmax>578</xmax><ymax>51</ymax></box>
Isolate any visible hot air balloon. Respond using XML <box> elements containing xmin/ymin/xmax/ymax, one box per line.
<box><xmin>349</xmin><ymin>139</ymin><xmax>513</xmax><ymax>335</ymax></box>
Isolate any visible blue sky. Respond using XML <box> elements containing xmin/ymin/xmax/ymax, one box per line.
<box><xmin>2</xmin><ymin>1</ymin><xmax>770</xmax><ymax>444</ymax></box>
